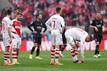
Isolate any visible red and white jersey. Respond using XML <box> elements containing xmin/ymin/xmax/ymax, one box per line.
<box><xmin>65</xmin><ymin>28</ymin><xmax>88</xmax><ymax>46</ymax></box>
<box><xmin>11</xmin><ymin>19</ymin><xmax>22</xmax><ymax>38</ymax></box>
<box><xmin>45</xmin><ymin>14</ymin><xmax>65</xmax><ymax>33</ymax></box>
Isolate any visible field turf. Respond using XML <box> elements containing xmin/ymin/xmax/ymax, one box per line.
<box><xmin>0</xmin><ymin>51</ymin><xmax>107</xmax><ymax>71</ymax></box>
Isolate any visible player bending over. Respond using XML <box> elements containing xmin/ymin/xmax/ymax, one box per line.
<box><xmin>65</xmin><ymin>27</ymin><xmax>92</xmax><ymax>64</ymax></box>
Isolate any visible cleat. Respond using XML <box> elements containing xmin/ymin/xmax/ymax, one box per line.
<box><xmin>15</xmin><ymin>62</ymin><xmax>20</xmax><ymax>65</ymax></box>
<box><xmin>97</xmin><ymin>54</ymin><xmax>101</xmax><ymax>58</ymax></box>
<box><xmin>35</xmin><ymin>56</ymin><xmax>42</xmax><ymax>60</ymax></box>
<box><xmin>4</xmin><ymin>63</ymin><xmax>13</xmax><ymax>66</ymax></box>
<box><xmin>55</xmin><ymin>62</ymin><xmax>63</xmax><ymax>65</ymax></box>
<box><xmin>93</xmin><ymin>55</ymin><xmax>98</xmax><ymax>58</ymax></box>
<box><xmin>81</xmin><ymin>60</ymin><xmax>84</xmax><ymax>63</ymax></box>
<box><xmin>59</xmin><ymin>53</ymin><xmax>64</xmax><ymax>58</ymax></box>
<box><xmin>29</xmin><ymin>54</ymin><xmax>33</xmax><ymax>59</ymax></box>
<box><xmin>11</xmin><ymin>61</ymin><xmax>20</xmax><ymax>65</ymax></box>
<box><xmin>11</xmin><ymin>62</ymin><xmax>16</xmax><ymax>65</ymax></box>
<box><xmin>50</xmin><ymin>61</ymin><xmax>55</xmax><ymax>65</ymax></box>
<box><xmin>74</xmin><ymin>60</ymin><xmax>83</xmax><ymax>64</ymax></box>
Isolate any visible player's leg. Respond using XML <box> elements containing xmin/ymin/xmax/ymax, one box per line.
<box><xmin>4</xmin><ymin>46</ymin><xmax>11</xmax><ymax>65</ymax></box>
<box><xmin>94</xmin><ymin>35</ymin><xmax>101</xmax><ymax>58</ymax></box>
<box><xmin>97</xmin><ymin>35</ymin><xmax>102</xmax><ymax>57</ymax></box>
<box><xmin>60</xmin><ymin>31</ymin><xmax>67</xmax><ymax>52</ymax></box>
<box><xmin>3</xmin><ymin>37</ymin><xmax>11</xmax><ymax>65</ymax></box>
<box><xmin>80</xmin><ymin>44</ymin><xmax>85</xmax><ymax>62</ymax></box>
<box><xmin>15</xmin><ymin>38</ymin><xmax>21</xmax><ymax>64</ymax></box>
<box><xmin>11</xmin><ymin>39</ymin><xmax>18</xmax><ymax>65</ymax></box>
<box><xmin>35</xmin><ymin>36</ymin><xmax>42</xmax><ymax>60</ymax></box>
<box><xmin>29</xmin><ymin>35</ymin><xmax>37</xmax><ymax>59</ymax></box>
<box><xmin>50</xmin><ymin>34</ymin><xmax>56</xmax><ymax>65</ymax></box>
<box><xmin>50</xmin><ymin>45</ymin><xmax>55</xmax><ymax>65</ymax></box>
<box><xmin>54</xmin><ymin>34</ymin><xmax>63</xmax><ymax>65</ymax></box>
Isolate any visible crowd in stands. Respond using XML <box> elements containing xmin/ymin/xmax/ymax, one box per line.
<box><xmin>0</xmin><ymin>0</ymin><xmax>107</xmax><ymax>40</ymax></box>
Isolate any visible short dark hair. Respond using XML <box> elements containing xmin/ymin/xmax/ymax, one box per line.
<box><xmin>6</xmin><ymin>9</ymin><xmax>12</xmax><ymax>15</ymax></box>
<box><xmin>56</xmin><ymin>7</ymin><xmax>61</xmax><ymax>13</ymax></box>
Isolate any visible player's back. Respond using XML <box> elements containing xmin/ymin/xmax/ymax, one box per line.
<box><xmin>65</xmin><ymin>28</ymin><xmax>88</xmax><ymax>41</ymax></box>
<box><xmin>46</xmin><ymin>14</ymin><xmax>64</xmax><ymax>33</ymax></box>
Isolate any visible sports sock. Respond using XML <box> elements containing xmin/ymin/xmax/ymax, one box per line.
<box><xmin>55</xmin><ymin>48</ymin><xmax>60</xmax><ymax>63</ymax></box>
<box><xmin>50</xmin><ymin>48</ymin><xmax>55</xmax><ymax>61</ymax></box>
<box><xmin>31</xmin><ymin>47</ymin><xmax>35</xmax><ymax>55</ymax></box>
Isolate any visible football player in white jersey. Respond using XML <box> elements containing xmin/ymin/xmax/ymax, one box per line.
<box><xmin>45</xmin><ymin>7</ymin><xmax>65</xmax><ymax>65</ymax></box>
<box><xmin>65</xmin><ymin>28</ymin><xmax>92</xmax><ymax>64</ymax></box>
<box><xmin>2</xmin><ymin>9</ymin><xmax>12</xmax><ymax>65</ymax></box>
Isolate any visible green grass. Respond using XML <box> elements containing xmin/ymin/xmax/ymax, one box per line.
<box><xmin>0</xmin><ymin>51</ymin><xmax>107</xmax><ymax>71</ymax></box>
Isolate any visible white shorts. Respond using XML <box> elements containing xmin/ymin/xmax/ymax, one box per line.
<box><xmin>11</xmin><ymin>37</ymin><xmax>21</xmax><ymax>49</ymax></box>
<box><xmin>51</xmin><ymin>30</ymin><xmax>62</xmax><ymax>45</ymax></box>
<box><xmin>2</xmin><ymin>34</ymin><xmax>11</xmax><ymax>47</ymax></box>
<box><xmin>65</xmin><ymin>33</ymin><xmax>75</xmax><ymax>47</ymax></box>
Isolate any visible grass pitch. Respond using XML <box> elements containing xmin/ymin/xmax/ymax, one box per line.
<box><xmin>0</xmin><ymin>51</ymin><xmax>107</xmax><ymax>71</ymax></box>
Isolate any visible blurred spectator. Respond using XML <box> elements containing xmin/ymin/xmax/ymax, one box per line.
<box><xmin>0</xmin><ymin>0</ymin><xmax>107</xmax><ymax>40</ymax></box>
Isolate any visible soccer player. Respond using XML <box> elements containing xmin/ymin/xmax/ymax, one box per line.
<box><xmin>65</xmin><ymin>28</ymin><xmax>92</xmax><ymax>63</ymax></box>
<box><xmin>11</xmin><ymin>13</ymin><xmax>22</xmax><ymax>65</ymax></box>
<box><xmin>2</xmin><ymin>9</ymin><xmax>12</xmax><ymax>65</ymax></box>
<box><xmin>90</xmin><ymin>13</ymin><xmax>104</xmax><ymax>58</ymax></box>
<box><xmin>45</xmin><ymin>7</ymin><xmax>65</xmax><ymax>65</ymax></box>
<box><xmin>28</xmin><ymin>13</ymin><xmax>47</xmax><ymax>60</ymax></box>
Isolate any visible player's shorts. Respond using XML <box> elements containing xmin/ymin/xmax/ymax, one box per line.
<box><xmin>11</xmin><ymin>37</ymin><xmax>21</xmax><ymax>49</ymax></box>
<box><xmin>51</xmin><ymin>30</ymin><xmax>62</xmax><ymax>46</ymax></box>
<box><xmin>2</xmin><ymin>34</ymin><xmax>11</xmax><ymax>47</ymax></box>
<box><xmin>65</xmin><ymin>32</ymin><xmax>75</xmax><ymax>47</ymax></box>
<box><xmin>33</xmin><ymin>34</ymin><xmax>42</xmax><ymax>45</ymax></box>
<box><xmin>94</xmin><ymin>34</ymin><xmax>102</xmax><ymax>43</ymax></box>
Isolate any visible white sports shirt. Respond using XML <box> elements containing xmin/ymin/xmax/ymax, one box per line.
<box><xmin>45</xmin><ymin>14</ymin><xmax>65</xmax><ymax>33</ymax></box>
<box><xmin>65</xmin><ymin>28</ymin><xmax>88</xmax><ymax>46</ymax></box>
<box><xmin>2</xmin><ymin>16</ymin><xmax>12</xmax><ymax>38</ymax></box>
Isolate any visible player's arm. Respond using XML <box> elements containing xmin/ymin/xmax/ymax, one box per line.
<box><xmin>45</xmin><ymin>18</ymin><xmax>52</xmax><ymax>31</ymax></box>
<box><xmin>90</xmin><ymin>20</ymin><xmax>98</xmax><ymax>31</ymax></box>
<box><xmin>60</xmin><ymin>17</ymin><xmax>65</xmax><ymax>33</ymax></box>
<box><xmin>28</xmin><ymin>22</ymin><xmax>35</xmax><ymax>32</ymax></box>
<box><xmin>42</xmin><ymin>21</ymin><xmax>47</xmax><ymax>32</ymax></box>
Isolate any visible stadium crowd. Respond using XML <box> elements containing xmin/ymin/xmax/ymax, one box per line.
<box><xmin>0</xmin><ymin>0</ymin><xmax>107</xmax><ymax>40</ymax></box>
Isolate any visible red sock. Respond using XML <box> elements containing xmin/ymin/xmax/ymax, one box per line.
<box><xmin>50</xmin><ymin>48</ymin><xmax>55</xmax><ymax>61</ymax></box>
<box><xmin>12</xmin><ymin>51</ymin><xmax>18</xmax><ymax>63</ymax></box>
<box><xmin>4</xmin><ymin>52</ymin><xmax>10</xmax><ymax>64</ymax></box>
<box><xmin>55</xmin><ymin>48</ymin><xmax>60</xmax><ymax>63</ymax></box>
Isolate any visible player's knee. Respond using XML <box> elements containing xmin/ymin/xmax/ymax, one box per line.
<box><xmin>12</xmin><ymin>48</ymin><xmax>17</xmax><ymax>52</ymax></box>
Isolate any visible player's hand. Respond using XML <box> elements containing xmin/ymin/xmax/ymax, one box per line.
<box><xmin>33</xmin><ymin>31</ymin><xmax>37</xmax><ymax>35</ymax></box>
<box><xmin>94</xmin><ymin>27</ymin><xmax>98</xmax><ymax>32</ymax></box>
<box><xmin>41</xmin><ymin>32</ymin><xmax>44</xmax><ymax>36</ymax></box>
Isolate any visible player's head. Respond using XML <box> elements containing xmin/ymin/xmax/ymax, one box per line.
<box><xmin>56</xmin><ymin>7</ymin><xmax>62</xmax><ymax>14</ymax></box>
<box><xmin>15</xmin><ymin>7</ymin><xmax>22</xmax><ymax>15</ymax></box>
<box><xmin>36</xmin><ymin>13</ymin><xmax>43</xmax><ymax>20</ymax></box>
<box><xmin>85</xmin><ymin>35</ymin><xmax>92</xmax><ymax>42</ymax></box>
<box><xmin>16</xmin><ymin>13</ymin><xmax>22</xmax><ymax>20</ymax></box>
<box><xmin>95</xmin><ymin>13</ymin><xmax>102</xmax><ymax>19</ymax></box>
<box><xmin>6</xmin><ymin>9</ymin><xmax>12</xmax><ymax>16</ymax></box>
